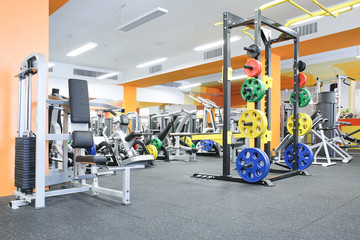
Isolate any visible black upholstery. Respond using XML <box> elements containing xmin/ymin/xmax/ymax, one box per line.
<box><xmin>119</xmin><ymin>114</ymin><xmax>129</xmax><ymax>125</ymax></box>
<box><xmin>158</xmin><ymin>115</ymin><xmax>179</xmax><ymax>141</ymax></box>
<box><xmin>72</xmin><ymin>131</ymin><xmax>94</xmax><ymax>148</ymax></box>
<box><xmin>68</xmin><ymin>79</ymin><xmax>90</xmax><ymax>123</ymax></box>
<box><xmin>125</xmin><ymin>131</ymin><xmax>142</xmax><ymax>142</ymax></box>
<box><xmin>75</xmin><ymin>155</ymin><xmax>107</xmax><ymax>164</ymax></box>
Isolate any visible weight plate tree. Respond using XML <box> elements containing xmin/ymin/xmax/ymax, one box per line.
<box><xmin>191</xmin><ymin>8</ymin><xmax>309</xmax><ymax>186</ymax></box>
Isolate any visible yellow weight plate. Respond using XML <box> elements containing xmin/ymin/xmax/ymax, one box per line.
<box><xmin>181</xmin><ymin>136</ymin><xmax>193</xmax><ymax>147</ymax></box>
<box><xmin>286</xmin><ymin>113</ymin><xmax>312</xmax><ymax>136</ymax></box>
<box><xmin>238</xmin><ymin>110</ymin><xmax>268</xmax><ymax>139</ymax></box>
<box><xmin>146</xmin><ymin>145</ymin><xmax>158</xmax><ymax>160</ymax></box>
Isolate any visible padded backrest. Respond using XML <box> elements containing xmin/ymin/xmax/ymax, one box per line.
<box><xmin>68</xmin><ymin>79</ymin><xmax>90</xmax><ymax>123</ymax></box>
<box><xmin>72</xmin><ymin>131</ymin><xmax>93</xmax><ymax>148</ymax></box>
<box><xmin>119</xmin><ymin>114</ymin><xmax>129</xmax><ymax>125</ymax></box>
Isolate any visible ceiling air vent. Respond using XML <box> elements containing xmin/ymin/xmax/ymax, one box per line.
<box><xmin>293</xmin><ymin>22</ymin><xmax>318</xmax><ymax>37</ymax></box>
<box><xmin>73</xmin><ymin>68</ymin><xmax>118</xmax><ymax>80</ymax></box>
<box><xmin>149</xmin><ymin>64</ymin><xmax>162</xmax><ymax>74</ymax></box>
<box><xmin>204</xmin><ymin>47</ymin><xmax>222</xmax><ymax>60</ymax></box>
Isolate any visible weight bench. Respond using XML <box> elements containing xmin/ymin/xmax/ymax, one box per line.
<box><xmin>69</xmin><ymin>79</ymin><xmax>143</xmax><ymax>205</ymax></box>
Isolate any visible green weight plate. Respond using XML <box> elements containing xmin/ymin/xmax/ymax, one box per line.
<box><xmin>290</xmin><ymin>88</ymin><xmax>311</xmax><ymax>107</ymax></box>
<box><xmin>241</xmin><ymin>78</ymin><xmax>266</xmax><ymax>102</ymax></box>
<box><xmin>150</xmin><ymin>138</ymin><xmax>162</xmax><ymax>150</ymax></box>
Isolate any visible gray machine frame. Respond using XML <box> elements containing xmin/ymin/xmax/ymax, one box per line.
<box><xmin>11</xmin><ymin>53</ymin><xmax>142</xmax><ymax>209</ymax></box>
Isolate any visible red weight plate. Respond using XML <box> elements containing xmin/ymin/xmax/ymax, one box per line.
<box><xmin>292</xmin><ymin>73</ymin><xmax>307</xmax><ymax>87</ymax></box>
<box><xmin>244</xmin><ymin>59</ymin><xmax>262</xmax><ymax>77</ymax></box>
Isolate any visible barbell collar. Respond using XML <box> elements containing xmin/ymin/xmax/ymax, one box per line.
<box><xmin>243</xmin><ymin>122</ymin><xmax>253</xmax><ymax>126</ymax></box>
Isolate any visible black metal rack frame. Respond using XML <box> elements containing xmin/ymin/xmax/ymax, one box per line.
<box><xmin>193</xmin><ymin>9</ymin><xmax>310</xmax><ymax>186</ymax></box>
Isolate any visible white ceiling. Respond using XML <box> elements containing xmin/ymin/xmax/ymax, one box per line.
<box><xmin>50</xmin><ymin>0</ymin><xmax>344</xmax><ymax>72</ymax></box>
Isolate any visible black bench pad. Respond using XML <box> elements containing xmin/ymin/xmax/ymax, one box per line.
<box><xmin>125</xmin><ymin>131</ymin><xmax>142</xmax><ymax>142</ymax></box>
<box><xmin>76</xmin><ymin>155</ymin><xmax>107</xmax><ymax>164</ymax></box>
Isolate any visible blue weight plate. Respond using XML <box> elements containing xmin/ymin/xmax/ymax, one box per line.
<box><xmin>236</xmin><ymin>148</ymin><xmax>270</xmax><ymax>183</ymax></box>
<box><xmin>284</xmin><ymin>143</ymin><xmax>314</xmax><ymax>170</ymax></box>
<box><xmin>86</xmin><ymin>143</ymin><xmax>97</xmax><ymax>155</ymax></box>
<box><xmin>200</xmin><ymin>140</ymin><xmax>214</xmax><ymax>151</ymax></box>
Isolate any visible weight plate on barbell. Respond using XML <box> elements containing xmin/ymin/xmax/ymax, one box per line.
<box><xmin>244</xmin><ymin>59</ymin><xmax>263</xmax><ymax>78</ymax></box>
<box><xmin>181</xmin><ymin>136</ymin><xmax>193</xmax><ymax>147</ymax></box>
<box><xmin>238</xmin><ymin>110</ymin><xmax>268</xmax><ymax>139</ymax></box>
<box><xmin>284</xmin><ymin>143</ymin><xmax>313</xmax><ymax>170</ymax></box>
<box><xmin>241</xmin><ymin>78</ymin><xmax>266</xmax><ymax>102</ymax></box>
<box><xmin>146</xmin><ymin>145</ymin><xmax>158</xmax><ymax>160</ymax></box>
<box><xmin>290</xmin><ymin>88</ymin><xmax>311</xmax><ymax>108</ymax></box>
<box><xmin>236</xmin><ymin>148</ymin><xmax>270</xmax><ymax>183</ymax></box>
<box><xmin>199</xmin><ymin>140</ymin><xmax>214</xmax><ymax>151</ymax></box>
<box><xmin>286</xmin><ymin>113</ymin><xmax>312</xmax><ymax>136</ymax></box>
<box><xmin>150</xmin><ymin>138</ymin><xmax>162</xmax><ymax>150</ymax></box>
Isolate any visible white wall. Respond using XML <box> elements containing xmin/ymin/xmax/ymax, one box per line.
<box><xmin>49</xmin><ymin>77</ymin><xmax>124</xmax><ymax>101</ymax></box>
<box><xmin>137</xmin><ymin>86</ymin><xmax>185</xmax><ymax>105</ymax></box>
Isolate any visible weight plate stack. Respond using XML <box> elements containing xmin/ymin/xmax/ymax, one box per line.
<box><xmin>150</xmin><ymin>138</ymin><xmax>162</xmax><ymax>150</ymax></box>
<box><xmin>15</xmin><ymin>137</ymin><xmax>36</xmax><ymax>194</ymax></box>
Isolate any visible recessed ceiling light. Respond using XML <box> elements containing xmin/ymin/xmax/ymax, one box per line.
<box><xmin>194</xmin><ymin>36</ymin><xmax>241</xmax><ymax>51</ymax></box>
<box><xmin>178</xmin><ymin>83</ymin><xmax>201</xmax><ymax>89</ymax></box>
<box><xmin>96</xmin><ymin>72</ymin><xmax>119</xmax><ymax>79</ymax></box>
<box><xmin>136</xmin><ymin>57</ymin><xmax>167</xmax><ymax>68</ymax></box>
<box><xmin>66</xmin><ymin>42</ymin><xmax>98</xmax><ymax>57</ymax></box>
<box><xmin>117</xmin><ymin>7</ymin><xmax>168</xmax><ymax>32</ymax></box>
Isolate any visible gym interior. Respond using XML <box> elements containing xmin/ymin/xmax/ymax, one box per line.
<box><xmin>1</xmin><ymin>0</ymin><xmax>360</xmax><ymax>239</ymax></box>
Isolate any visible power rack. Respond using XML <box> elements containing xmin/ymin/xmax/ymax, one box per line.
<box><xmin>193</xmin><ymin>9</ymin><xmax>310</xmax><ymax>186</ymax></box>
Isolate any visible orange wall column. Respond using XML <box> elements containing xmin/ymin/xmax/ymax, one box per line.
<box><xmin>123</xmin><ymin>86</ymin><xmax>137</xmax><ymax>113</ymax></box>
<box><xmin>0</xmin><ymin>0</ymin><xmax>49</xmax><ymax>196</ymax></box>
<box><xmin>268</xmin><ymin>54</ymin><xmax>281</xmax><ymax>153</ymax></box>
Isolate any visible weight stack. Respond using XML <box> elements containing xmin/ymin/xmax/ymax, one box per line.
<box><xmin>15</xmin><ymin>137</ymin><xmax>36</xmax><ymax>194</ymax></box>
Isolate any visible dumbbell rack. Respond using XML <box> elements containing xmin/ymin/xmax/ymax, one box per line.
<box><xmin>193</xmin><ymin>9</ymin><xmax>310</xmax><ymax>186</ymax></box>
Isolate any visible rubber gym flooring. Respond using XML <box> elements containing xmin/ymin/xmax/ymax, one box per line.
<box><xmin>1</xmin><ymin>152</ymin><xmax>360</xmax><ymax>240</ymax></box>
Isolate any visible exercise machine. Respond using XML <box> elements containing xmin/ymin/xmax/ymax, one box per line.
<box><xmin>10</xmin><ymin>54</ymin><xmax>143</xmax><ymax>209</ymax></box>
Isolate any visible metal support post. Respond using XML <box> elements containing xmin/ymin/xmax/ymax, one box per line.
<box><xmin>222</xmin><ymin>12</ymin><xmax>232</xmax><ymax>176</ymax></box>
<box><xmin>254</xmin><ymin>9</ymin><xmax>262</xmax><ymax>148</ymax></box>
<box><xmin>292</xmin><ymin>37</ymin><xmax>300</xmax><ymax>170</ymax></box>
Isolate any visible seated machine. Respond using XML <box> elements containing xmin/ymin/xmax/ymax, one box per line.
<box><xmin>10</xmin><ymin>53</ymin><xmax>141</xmax><ymax>209</ymax></box>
